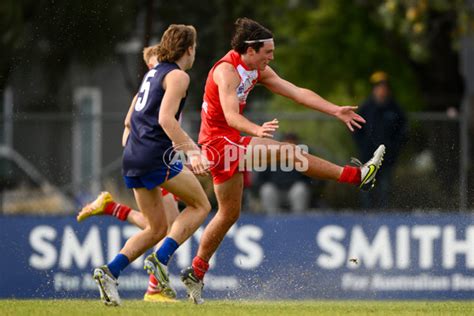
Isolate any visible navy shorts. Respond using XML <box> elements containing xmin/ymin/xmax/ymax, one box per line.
<box><xmin>123</xmin><ymin>161</ymin><xmax>183</xmax><ymax>190</ymax></box>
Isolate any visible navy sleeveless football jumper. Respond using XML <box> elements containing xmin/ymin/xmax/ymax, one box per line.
<box><xmin>122</xmin><ymin>62</ymin><xmax>185</xmax><ymax>189</ymax></box>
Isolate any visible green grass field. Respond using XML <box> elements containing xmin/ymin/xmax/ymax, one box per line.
<box><xmin>0</xmin><ymin>300</ymin><xmax>473</xmax><ymax>316</ymax></box>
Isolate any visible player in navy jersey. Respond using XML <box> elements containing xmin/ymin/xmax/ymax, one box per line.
<box><xmin>77</xmin><ymin>44</ymin><xmax>182</xmax><ymax>302</ymax></box>
<box><xmin>91</xmin><ymin>24</ymin><xmax>211</xmax><ymax>306</ymax></box>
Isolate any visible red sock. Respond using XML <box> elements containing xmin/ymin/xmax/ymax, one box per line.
<box><xmin>104</xmin><ymin>202</ymin><xmax>132</xmax><ymax>221</ymax></box>
<box><xmin>147</xmin><ymin>274</ymin><xmax>160</xmax><ymax>294</ymax></box>
<box><xmin>192</xmin><ymin>256</ymin><xmax>209</xmax><ymax>280</ymax></box>
<box><xmin>338</xmin><ymin>166</ymin><xmax>361</xmax><ymax>185</ymax></box>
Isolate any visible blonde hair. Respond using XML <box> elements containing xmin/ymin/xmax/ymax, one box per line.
<box><xmin>154</xmin><ymin>24</ymin><xmax>196</xmax><ymax>63</ymax></box>
<box><xmin>142</xmin><ymin>46</ymin><xmax>155</xmax><ymax>64</ymax></box>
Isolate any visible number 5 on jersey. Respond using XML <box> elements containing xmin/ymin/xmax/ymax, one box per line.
<box><xmin>135</xmin><ymin>69</ymin><xmax>157</xmax><ymax>111</ymax></box>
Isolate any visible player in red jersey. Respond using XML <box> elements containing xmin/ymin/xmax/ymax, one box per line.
<box><xmin>179</xmin><ymin>18</ymin><xmax>385</xmax><ymax>304</ymax></box>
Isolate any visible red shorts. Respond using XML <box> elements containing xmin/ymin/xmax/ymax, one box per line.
<box><xmin>160</xmin><ymin>188</ymin><xmax>179</xmax><ymax>201</ymax></box>
<box><xmin>201</xmin><ymin>135</ymin><xmax>252</xmax><ymax>184</ymax></box>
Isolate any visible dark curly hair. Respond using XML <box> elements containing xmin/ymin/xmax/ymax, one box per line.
<box><xmin>154</xmin><ymin>24</ymin><xmax>196</xmax><ymax>63</ymax></box>
<box><xmin>231</xmin><ymin>18</ymin><xmax>273</xmax><ymax>54</ymax></box>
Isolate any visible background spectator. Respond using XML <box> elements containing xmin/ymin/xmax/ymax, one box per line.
<box><xmin>354</xmin><ymin>71</ymin><xmax>408</xmax><ymax>209</ymax></box>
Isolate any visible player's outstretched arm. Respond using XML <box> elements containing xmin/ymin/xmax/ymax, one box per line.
<box><xmin>260</xmin><ymin>66</ymin><xmax>365</xmax><ymax>132</ymax></box>
<box><xmin>215</xmin><ymin>63</ymin><xmax>279</xmax><ymax>138</ymax></box>
<box><xmin>159</xmin><ymin>70</ymin><xmax>209</xmax><ymax>175</ymax></box>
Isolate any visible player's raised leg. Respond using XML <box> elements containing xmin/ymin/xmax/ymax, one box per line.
<box><xmin>247</xmin><ymin>137</ymin><xmax>385</xmax><ymax>190</ymax></box>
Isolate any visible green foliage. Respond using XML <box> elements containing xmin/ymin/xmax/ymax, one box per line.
<box><xmin>376</xmin><ymin>0</ymin><xmax>472</xmax><ymax>61</ymax></box>
<box><xmin>267</xmin><ymin>0</ymin><xmax>422</xmax><ymax>112</ymax></box>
